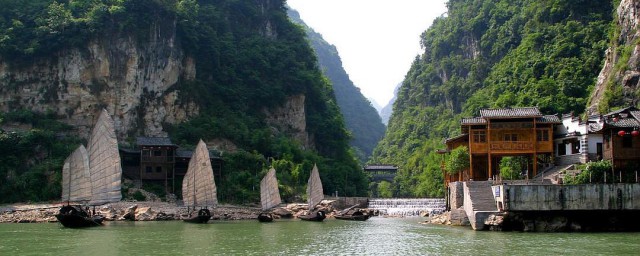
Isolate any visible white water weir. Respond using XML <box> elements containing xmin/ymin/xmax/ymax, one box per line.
<box><xmin>368</xmin><ymin>198</ymin><xmax>446</xmax><ymax>217</ymax></box>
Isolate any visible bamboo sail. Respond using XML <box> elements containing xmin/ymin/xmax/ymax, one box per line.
<box><xmin>306</xmin><ymin>164</ymin><xmax>323</xmax><ymax>210</ymax></box>
<box><xmin>61</xmin><ymin>145</ymin><xmax>92</xmax><ymax>203</ymax></box>
<box><xmin>260</xmin><ymin>168</ymin><xmax>282</xmax><ymax>211</ymax></box>
<box><xmin>88</xmin><ymin>109</ymin><xmax>122</xmax><ymax>205</ymax></box>
<box><xmin>182</xmin><ymin>140</ymin><xmax>218</xmax><ymax>209</ymax></box>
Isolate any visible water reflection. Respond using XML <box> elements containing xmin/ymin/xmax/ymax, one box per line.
<box><xmin>1</xmin><ymin>218</ymin><xmax>640</xmax><ymax>255</ymax></box>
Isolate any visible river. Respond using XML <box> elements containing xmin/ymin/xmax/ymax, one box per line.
<box><xmin>1</xmin><ymin>217</ymin><xmax>639</xmax><ymax>255</ymax></box>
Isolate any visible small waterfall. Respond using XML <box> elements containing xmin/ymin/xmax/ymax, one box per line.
<box><xmin>368</xmin><ymin>198</ymin><xmax>446</xmax><ymax>217</ymax></box>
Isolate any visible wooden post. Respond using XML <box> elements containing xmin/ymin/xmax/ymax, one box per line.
<box><xmin>487</xmin><ymin>119</ymin><xmax>491</xmax><ymax>181</ymax></box>
<box><xmin>533</xmin><ymin>117</ymin><xmax>538</xmax><ymax>177</ymax></box>
<box><xmin>469</xmin><ymin>153</ymin><xmax>473</xmax><ymax>182</ymax></box>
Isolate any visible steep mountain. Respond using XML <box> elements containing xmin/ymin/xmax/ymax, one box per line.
<box><xmin>288</xmin><ymin>9</ymin><xmax>386</xmax><ymax>163</ymax></box>
<box><xmin>379</xmin><ymin>83</ymin><xmax>400</xmax><ymax>125</ymax></box>
<box><xmin>371</xmin><ymin>0</ymin><xmax>614</xmax><ymax>197</ymax></box>
<box><xmin>0</xmin><ymin>0</ymin><xmax>368</xmax><ymax>203</ymax></box>
<box><xmin>588</xmin><ymin>0</ymin><xmax>640</xmax><ymax>114</ymax></box>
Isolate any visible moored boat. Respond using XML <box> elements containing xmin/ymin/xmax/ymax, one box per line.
<box><xmin>258</xmin><ymin>168</ymin><xmax>282</xmax><ymax>222</ymax></box>
<box><xmin>299</xmin><ymin>164</ymin><xmax>326</xmax><ymax>222</ymax></box>
<box><xmin>182</xmin><ymin>140</ymin><xmax>218</xmax><ymax>223</ymax></box>
<box><xmin>57</xmin><ymin>109</ymin><xmax>122</xmax><ymax>228</ymax></box>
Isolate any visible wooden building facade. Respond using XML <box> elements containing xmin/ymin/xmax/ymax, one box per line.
<box><xmin>444</xmin><ymin>107</ymin><xmax>561</xmax><ymax>182</ymax></box>
<box><xmin>597</xmin><ymin>107</ymin><xmax>640</xmax><ymax>169</ymax></box>
<box><xmin>119</xmin><ymin>137</ymin><xmax>223</xmax><ymax>194</ymax></box>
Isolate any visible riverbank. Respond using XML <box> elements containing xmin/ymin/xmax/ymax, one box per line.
<box><xmin>0</xmin><ymin>200</ymin><xmax>341</xmax><ymax>223</ymax></box>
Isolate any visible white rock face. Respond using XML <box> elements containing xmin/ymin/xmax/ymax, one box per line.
<box><xmin>0</xmin><ymin>19</ymin><xmax>198</xmax><ymax>139</ymax></box>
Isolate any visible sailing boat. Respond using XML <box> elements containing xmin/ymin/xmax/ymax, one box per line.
<box><xmin>298</xmin><ymin>164</ymin><xmax>326</xmax><ymax>221</ymax></box>
<box><xmin>257</xmin><ymin>168</ymin><xmax>282</xmax><ymax>222</ymax></box>
<box><xmin>182</xmin><ymin>140</ymin><xmax>218</xmax><ymax>223</ymax></box>
<box><xmin>56</xmin><ymin>109</ymin><xmax>122</xmax><ymax>228</ymax></box>
<box><xmin>56</xmin><ymin>145</ymin><xmax>104</xmax><ymax>228</ymax></box>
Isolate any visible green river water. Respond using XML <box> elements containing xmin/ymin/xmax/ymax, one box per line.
<box><xmin>1</xmin><ymin>217</ymin><xmax>639</xmax><ymax>255</ymax></box>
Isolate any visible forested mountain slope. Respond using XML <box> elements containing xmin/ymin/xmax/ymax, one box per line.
<box><xmin>0</xmin><ymin>0</ymin><xmax>368</xmax><ymax>203</ymax></box>
<box><xmin>288</xmin><ymin>9</ymin><xmax>386</xmax><ymax>163</ymax></box>
<box><xmin>371</xmin><ymin>0</ymin><xmax>615</xmax><ymax>197</ymax></box>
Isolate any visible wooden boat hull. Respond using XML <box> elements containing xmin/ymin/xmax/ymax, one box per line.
<box><xmin>334</xmin><ymin>214</ymin><xmax>371</xmax><ymax>221</ymax></box>
<box><xmin>299</xmin><ymin>210</ymin><xmax>326</xmax><ymax>222</ymax></box>
<box><xmin>55</xmin><ymin>205</ymin><xmax>104</xmax><ymax>228</ymax></box>
<box><xmin>257</xmin><ymin>212</ymin><xmax>274</xmax><ymax>222</ymax></box>
<box><xmin>183</xmin><ymin>209</ymin><xmax>212</xmax><ymax>224</ymax></box>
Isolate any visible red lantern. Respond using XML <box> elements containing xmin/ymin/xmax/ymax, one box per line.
<box><xmin>632</xmin><ymin>130</ymin><xmax>640</xmax><ymax>137</ymax></box>
<box><xmin>618</xmin><ymin>130</ymin><xmax>626</xmax><ymax>137</ymax></box>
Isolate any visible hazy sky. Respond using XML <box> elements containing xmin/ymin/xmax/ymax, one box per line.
<box><xmin>287</xmin><ymin>0</ymin><xmax>448</xmax><ymax>106</ymax></box>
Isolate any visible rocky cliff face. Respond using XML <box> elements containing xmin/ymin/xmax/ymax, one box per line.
<box><xmin>0</xmin><ymin>18</ymin><xmax>198</xmax><ymax>139</ymax></box>
<box><xmin>263</xmin><ymin>94</ymin><xmax>312</xmax><ymax>149</ymax></box>
<box><xmin>588</xmin><ymin>0</ymin><xmax>640</xmax><ymax>114</ymax></box>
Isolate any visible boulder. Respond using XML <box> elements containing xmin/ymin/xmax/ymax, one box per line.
<box><xmin>121</xmin><ymin>204</ymin><xmax>137</xmax><ymax>221</ymax></box>
<box><xmin>272</xmin><ymin>208</ymin><xmax>293</xmax><ymax>218</ymax></box>
<box><xmin>134</xmin><ymin>207</ymin><xmax>156</xmax><ymax>221</ymax></box>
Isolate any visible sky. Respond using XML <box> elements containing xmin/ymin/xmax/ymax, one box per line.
<box><xmin>287</xmin><ymin>0</ymin><xmax>448</xmax><ymax>107</ymax></box>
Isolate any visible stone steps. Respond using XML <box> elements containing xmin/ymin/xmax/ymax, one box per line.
<box><xmin>464</xmin><ymin>181</ymin><xmax>499</xmax><ymax>230</ymax></box>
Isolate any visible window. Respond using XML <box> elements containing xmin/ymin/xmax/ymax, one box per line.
<box><xmin>154</xmin><ymin>150</ymin><xmax>162</xmax><ymax>156</ymax></box>
<box><xmin>623</xmin><ymin>136</ymin><xmax>633</xmax><ymax>148</ymax></box>
<box><xmin>156</xmin><ymin>166</ymin><xmax>163</xmax><ymax>173</ymax></box>
<box><xmin>473</xmin><ymin>131</ymin><xmax>486</xmax><ymax>143</ymax></box>
<box><xmin>503</xmin><ymin>134</ymin><xmax>518</xmax><ymax>141</ymax></box>
<box><xmin>145</xmin><ymin>166</ymin><xmax>153</xmax><ymax>173</ymax></box>
<box><xmin>536</xmin><ymin>130</ymin><xmax>549</xmax><ymax>141</ymax></box>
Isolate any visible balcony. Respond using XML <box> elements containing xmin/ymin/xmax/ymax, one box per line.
<box><xmin>490</xmin><ymin>141</ymin><xmax>533</xmax><ymax>151</ymax></box>
<box><xmin>141</xmin><ymin>156</ymin><xmax>175</xmax><ymax>163</ymax></box>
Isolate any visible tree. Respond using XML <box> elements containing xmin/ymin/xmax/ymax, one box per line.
<box><xmin>499</xmin><ymin>156</ymin><xmax>526</xmax><ymax>180</ymax></box>
<box><xmin>445</xmin><ymin>146</ymin><xmax>469</xmax><ymax>175</ymax></box>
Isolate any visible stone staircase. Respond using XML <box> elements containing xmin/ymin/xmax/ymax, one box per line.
<box><xmin>533</xmin><ymin>164</ymin><xmax>575</xmax><ymax>184</ymax></box>
<box><xmin>463</xmin><ymin>181</ymin><xmax>499</xmax><ymax>230</ymax></box>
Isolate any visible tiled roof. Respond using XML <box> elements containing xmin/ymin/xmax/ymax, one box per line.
<box><xmin>462</xmin><ymin>114</ymin><xmax>559</xmax><ymax>124</ymax></box>
<box><xmin>175</xmin><ymin>149</ymin><xmax>222</xmax><ymax>159</ymax></box>
<box><xmin>136</xmin><ymin>137</ymin><xmax>175</xmax><ymax>146</ymax></box>
<box><xmin>537</xmin><ymin>115</ymin><xmax>561</xmax><ymax>124</ymax></box>
<box><xmin>480</xmin><ymin>107</ymin><xmax>542</xmax><ymax>118</ymax></box>
<box><xmin>445</xmin><ymin>133</ymin><xmax>468</xmax><ymax>144</ymax></box>
<box><xmin>603</xmin><ymin>106</ymin><xmax>638</xmax><ymax>117</ymax></box>
<box><xmin>630</xmin><ymin>111</ymin><xmax>640</xmax><ymax>121</ymax></box>
<box><xmin>175</xmin><ymin>149</ymin><xmax>192</xmax><ymax>158</ymax></box>
<box><xmin>607</xmin><ymin>118</ymin><xmax>640</xmax><ymax>128</ymax></box>
<box><xmin>461</xmin><ymin>117</ymin><xmax>486</xmax><ymax>125</ymax></box>
<box><xmin>364</xmin><ymin>165</ymin><xmax>398</xmax><ymax>170</ymax></box>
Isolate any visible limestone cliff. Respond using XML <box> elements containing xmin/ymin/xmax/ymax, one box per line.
<box><xmin>588</xmin><ymin>0</ymin><xmax>640</xmax><ymax>114</ymax></box>
<box><xmin>0</xmin><ymin>17</ymin><xmax>197</xmax><ymax>139</ymax></box>
<box><xmin>0</xmin><ymin>6</ymin><xmax>313</xmax><ymax>148</ymax></box>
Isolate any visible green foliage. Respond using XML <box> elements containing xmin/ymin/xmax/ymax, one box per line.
<box><xmin>564</xmin><ymin>160</ymin><xmax>613</xmax><ymax>184</ymax></box>
<box><xmin>132</xmin><ymin>190</ymin><xmax>146</xmax><ymax>201</ymax></box>
<box><xmin>445</xmin><ymin>146</ymin><xmax>469</xmax><ymax>175</ymax></box>
<box><xmin>0</xmin><ymin>110</ymin><xmax>81</xmax><ymax>203</ymax></box>
<box><xmin>372</xmin><ymin>0</ymin><xmax>613</xmax><ymax>197</ymax></box>
<box><xmin>142</xmin><ymin>182</ymin><xmax>166</xmax><ymax>200</ymax></box>
<box><xmin>499</xmin><ymin>156</ymin><xmax>526</xmax><ymax>180</ymax></box>
<box><xmin>377</xmin><ymin>181</ymin><xmax>393</xmax><ymax>198</ymax></box>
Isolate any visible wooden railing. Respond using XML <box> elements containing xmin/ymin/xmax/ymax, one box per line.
<box><xmin>489</xmin><ymin>141</ymin><xmax>534</xmax><ymax>151</ymax></box>
<box><xmin>141</xmin><ymin>156</ymin><xmax>175</xmax><ymax>163</ymax></box>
